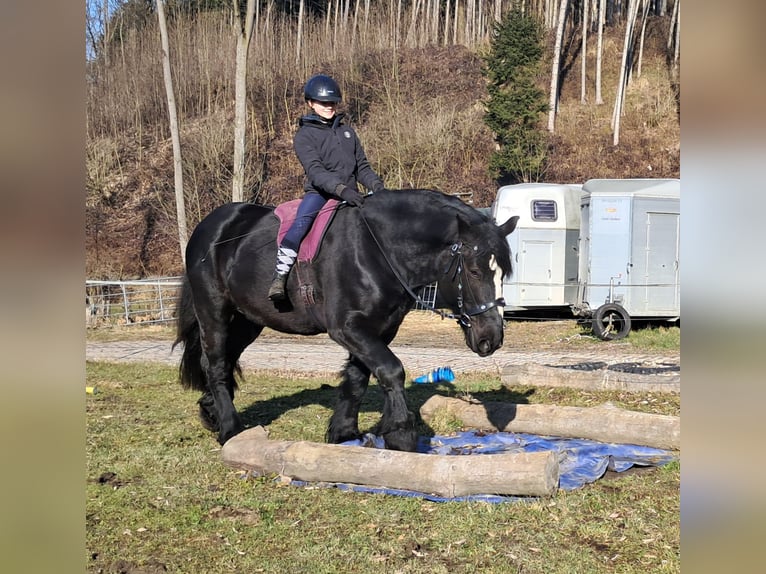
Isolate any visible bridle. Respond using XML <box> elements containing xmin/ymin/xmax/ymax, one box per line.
<box><xmin>441</xmin><ymin>241</ymin><xmax>506</xmax><ymax>327</ymax></box>
<box><xmin>359</xmin><ymin>212</ymin><xmax>505</xmax><ymax>328</ymax></box>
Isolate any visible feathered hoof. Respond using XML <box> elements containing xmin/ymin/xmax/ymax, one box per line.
<box><xmin>381</xmin><ymin>426</ymin><xmax>419</xmax><ymax>452</ymax></box>
<box><xmin>326</xmin><ymin>421</ymin><xmax>361</xmax><ymax>445</ymax></box>
<box><xmin>197</xmin><ymin>394</ymin><xmax>219</xmax><ymax>432</ymax></box>
<box><xmin>217</xmin><ymin>423</ymin><xmax>244</xmax><ymax>446</ymax></box>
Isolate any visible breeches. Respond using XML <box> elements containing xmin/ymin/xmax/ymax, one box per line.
<box><xmin>280</xmin><ymin>192</ymin><xmax>329</xmax><ymax>252</ymax></box>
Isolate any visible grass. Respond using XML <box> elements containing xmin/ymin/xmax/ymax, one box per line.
<box><xmin>86</xmin><ymin>360</ymin><xmax>679</xmax><ymax>573</ymax></box>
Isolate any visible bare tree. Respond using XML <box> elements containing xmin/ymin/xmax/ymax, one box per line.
<box><xmin>547</xmin><ymin>0</ymin><xmax>568</xmax><ymax>132</ymax></box>
<box><xmin>464</xmin><ymin>0</ymin><xmax>473</xmax><ymax>46</ymax></box>
<box><xmin>595</xmin><ymin>0</ymin><xmax>604</xmax><ymax>104</ymax></box>
<box><xmin>406</xmin><ymin>0</ymin><xmax>421</xmax><ymax>47</ymax></box>
<box><xmin>156</xmin><ymin>0</ymin><xmax>187</xmax><ymax>262</ymax></box>
<box><xmin>636</xmin><ymin>0</ymin><xmax>650</xmax><ymax>78</ymax></box>
<box><xmin>232</xmin><ymin>0</ymin><xmax>256</xmax><ymax>203</ymax></box>
<box><xmin>295</xmin><ymin>0</ymin><xmax>305</xmax><ymax>64</ymax></box>
<box><xmin>102</xmin><ymin>0</ymin><xmax>110</xmax><ymax>64</ymax></box>
<box><xmin>612</xmin><ymin>0</ymin><xmax>639</xmax><ymax>145</ymax></box>
<box><xmin>581</xmin><ymin>0</ymin><xmax>589</xmax><ymax>103</ymax></box>
<box><xmin>667</xmin><ymin>0</ymin><xmax>679</xmax><ymax>52</ymax></box>
<box><xmin>453</xmin><ymin>0</ymin><xmax>460</xmax><ymax>44</ymax></box>
<box><xmin>672</xmin><ymin>0</ymin><xmax>680</xmax><ymax>70</ymax></box>
<box><xmin>443</xmin><ymin>0</ymin><xmax>452</xmax><ymax>46</ymax></box>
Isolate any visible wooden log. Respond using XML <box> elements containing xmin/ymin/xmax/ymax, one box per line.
<box><xmin>420</xmin><ymin>395</ymin><xmax>680</xmax><ymax>450</ymax></box>
<box><xmin>221</xmin><ymin>426</ymin><xmax>559</xmax><ymax>497</ymax></box>
<box><xmin>502</xmin><ymin>362</ymin><xmax>680</xmax><ymax>393</ymax></box>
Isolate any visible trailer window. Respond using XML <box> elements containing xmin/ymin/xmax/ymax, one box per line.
<box><xmin>531</xmin><ymin>200</ymin><xmax>557</xmax><ymax>221</ymax></box>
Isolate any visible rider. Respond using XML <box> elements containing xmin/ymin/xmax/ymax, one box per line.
<box><xmin>268</xmin><ymin>74</ymin><xmax>386</xmax><ymax>301</ymax></box>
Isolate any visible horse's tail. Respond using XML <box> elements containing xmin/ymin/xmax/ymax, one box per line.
<box><xmin>172</xmin><ymin>275</ymin><xmax>207</xmax><ymax>392</ymax></box>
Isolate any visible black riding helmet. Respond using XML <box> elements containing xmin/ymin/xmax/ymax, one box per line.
<box><xmin>304</xmin><ymin>74</ymin><xmax>342</xmax><ymax>103</ymax></box>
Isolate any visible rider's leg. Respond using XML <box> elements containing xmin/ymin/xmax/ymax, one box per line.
<box><xmin>268</xmin><ymin>192</ymin><xmax>327</xmax><ymax>301</ymax></box>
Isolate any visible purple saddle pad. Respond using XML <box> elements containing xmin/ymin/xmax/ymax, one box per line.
<box><xmin>274</xmin><ymin>198</ymin><xmax>340</xmax><ymax>262</ymax></box>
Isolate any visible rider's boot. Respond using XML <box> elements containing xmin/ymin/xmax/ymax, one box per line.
<box><xmin>268</xmin><ymin>246</ymin><xmax>297</xmax><ymax>301</ymax></box>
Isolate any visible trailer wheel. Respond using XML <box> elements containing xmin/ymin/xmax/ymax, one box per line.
<box><xmin>592</xmin><ymin>303</ymin><xmax>632</xmax><ymax>340</ymax></box>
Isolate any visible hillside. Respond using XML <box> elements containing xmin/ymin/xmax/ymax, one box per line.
<box><xmin>86</xmin><ymin>20</ymin><xmax>679</xmax><ymax>279</ymax></box>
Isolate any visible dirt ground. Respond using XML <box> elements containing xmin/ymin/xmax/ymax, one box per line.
<box><xmin>92</xmin><ymin>311</ymin><xmax>672</xmax><ymax>357</ymax></box>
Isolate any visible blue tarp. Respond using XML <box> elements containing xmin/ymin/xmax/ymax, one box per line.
<box><xmin>286</xmin><ymin>431</ymin><xmax>676</xmax><ymax>503</ymax></box>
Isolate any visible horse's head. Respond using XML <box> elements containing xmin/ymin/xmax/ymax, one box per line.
<box><xmin>438</xmin><ymin>213</ymin><xmax>519</xmax><ymax>357</ymax></box>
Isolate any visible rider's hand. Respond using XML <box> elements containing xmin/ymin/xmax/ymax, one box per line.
<box><xmin>339</xmin><ymin>186</ymin><xmax>365</xmax><ymax>207</ymax></box>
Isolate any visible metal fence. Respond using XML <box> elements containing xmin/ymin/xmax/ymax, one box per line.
<box><xmin>414</xmin><ymin>282</ymin><xmax>438</xmax><ymax>311</ymax></box>
<box><xmin>85</xmin><ymin>277</ymin><xmax>183</xmax><ymax>327</ymax></box>
<box><xmin>85</xmin><ymin>276</ymin><xmax>439</xmax><ymax>327</ymax></box>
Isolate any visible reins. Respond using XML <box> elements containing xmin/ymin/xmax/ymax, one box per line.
<box><xmin>358</xmin><ymin>208</ymin><xmax>505</xmax><ymax>328</ymax></box>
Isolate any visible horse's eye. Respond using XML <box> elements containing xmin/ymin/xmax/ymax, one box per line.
<box><xmin>468</xmin><ymin>268</ymin><xmax>481</xmax><ymax>279</ymax></box>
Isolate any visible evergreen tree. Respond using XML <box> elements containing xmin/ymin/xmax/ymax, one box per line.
<box><xmin>483</xmin><ymin>10</ymin><xmax>549</xmax><ymax>184</ymax></box>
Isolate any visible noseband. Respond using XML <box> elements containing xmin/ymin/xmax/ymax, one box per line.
<box><xmin>442</xmin><ymin>242</ymin><xmax>506</xmax><ymax>328</ymax></box>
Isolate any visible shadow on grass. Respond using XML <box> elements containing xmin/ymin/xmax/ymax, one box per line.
<box><xmin>236</xmin><ymin>378</ymin><xmax>535</xmax><ymax>442</ymax></box>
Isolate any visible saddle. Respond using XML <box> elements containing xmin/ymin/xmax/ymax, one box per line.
<box><xmin>274</xmin><ymin>198</ymin><xmax>340</xmax><ymax>262</ymax></box>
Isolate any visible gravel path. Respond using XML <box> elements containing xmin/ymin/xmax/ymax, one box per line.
<box><xmin>86</xmin><ymin>337</ymin><xmax>679</xmax><ymax>377</ymax></box>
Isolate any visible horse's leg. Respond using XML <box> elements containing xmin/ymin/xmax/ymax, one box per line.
<box><xmin>195</xmin><ymin>302</ymin><xmax>261</xmax><ymax>444</ymax></box>
<box><xmin>327</xmin><ymin>356</ymin><xmax>371</xmax><ymax>444</ymax></box>
<box><xmin>331</xmin><ymin>323</ymin><xmax>418</xmax><ymax>452</ymax></box>
<box><xmin>373</xmin><ymin>356</ymin><xmax>418</xmax><ymax>451</ymax></box>
<box><xmin>197</xmin><ymin>312</ymin><xmax>262</xmax><ymax>437</ymax></box>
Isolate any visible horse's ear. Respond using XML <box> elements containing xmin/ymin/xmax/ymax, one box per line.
<box><xmin>498</xmin><ymin>215</ymin><xmax>519</xmax><ymax>237</ymax></box>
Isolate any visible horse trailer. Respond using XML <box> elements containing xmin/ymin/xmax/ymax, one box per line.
<box><xmin>491</xmin><ymin>178</ymin><xmax>680</xmax><ymax>340</ymax></box>
<box><xmin>491</xmin><ymin>182</ymin><xmax>584</xmax><ymax>313</ymax></box>
<box><xmin>573</xmin><ymin>178</ymin><xmax>680</xmax><ymax>339</ymax></box>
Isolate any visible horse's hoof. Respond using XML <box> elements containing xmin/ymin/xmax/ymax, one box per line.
<box><xmin>382</xmin><ymin>427</ymin><xmax>418</xmax><ymax>452</ymax></box>
<box><xmin>326</xmin><ymin>425</ymin><xmax>361</xmax><ymax>445</ymax></box>
<box><xmin>217</xmin><ymin>425</ymin><xmax>244</xmax><ymax>445</ymax></box>
<box><xmin>196</xmin><ymin>394</ymin><xmax>220</xmax><ymax>432</ymax></box>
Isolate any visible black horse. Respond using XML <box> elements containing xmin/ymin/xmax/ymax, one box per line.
<box><xmin>174</xmin><ymin>189</ymin><xmax>518</xmax><ymax>451</ymax></box>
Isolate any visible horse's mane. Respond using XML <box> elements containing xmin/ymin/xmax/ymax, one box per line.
<box><xmin>377</xmin><ymin>189</ymin><xmax>513</xmax><ymax>277</ymax></box>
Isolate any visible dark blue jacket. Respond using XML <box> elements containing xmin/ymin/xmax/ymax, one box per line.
<box><xmin>293</xmin><ymin>113</ymin><xmax>384</xmax><ymax>199</ymax></box>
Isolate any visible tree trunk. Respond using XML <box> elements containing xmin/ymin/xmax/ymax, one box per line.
<box><xmin>222</xmin><ymin>426</ymin><xmax>560</xmax><ymax>497</ymax></box>
<box><xmin>673</xmin><ymin>0</ymin><xmax>680</xmax><ymax>69</ymax></box>
<box><xmin>464</xmin><ymin>0</ymin><xmax>473</xmax><ymax>46</ymax></box>
<box><xmin>453</xmin><ymin>0</ymin><xmax>460</xmax><ymax>44</ymax></box>
<box><xmin>102</xmin><ymin>0</ymin><xmax>109</xmax><ymax>66</ymax></box>
<box><xmin>156</xmin><ymin>0</ymin><xmax>187</xmax><ymax>263</ymax></box>
<box><xmin>295</xmin><ymin>0</ymin><xmax>304</xmax><ymax>64</ymax></box>
<box><xmin>667</xmin><ymin>0</ymin><xmax>678</xmax><ymax>51</ymax></box>
<box><xmin>547</xmin><ymin>0</ymin><xmax>569</xmax><ymax>132</ymax></box>
<box><xmin>626</xmin><ymin>0</ymin><xmax>641</xmax><ymax>86</ymax></box>
<box><xmin>420</xmin><ymin>396</ymin><xmax>680</xmax><ymax>450</ymax></box>
<box><xmin>232</xmin><ymin>0</ymin><xmax>256</xmax><ymax>203</ymax></box>
<box><xmin>581</xmin><ymin>0</ymin><xmax>589</xmax><ymax>103</ymax></box>
<box><xmin>636</xmin><ymin>0</ymin><xmax>649</xmax><ymax>78</ymax></box>
<box><xmin>612</xmin><ymin>0</ymin><xmax>638</xmax><ymax>145</ymax></box>
<box><xmin>406</xmin><ymin>0</ymin><xmax>420</xmax><ymax>47</ymax></box>
<box><xmin>351</xmin><ymin>0</ymin><xmax>361</xmax><ymax>46</ymax></box>
<box><xmin>443</xmin><ymin>0</ymin><xmax>451</xmax><ymax>46</ymax></box>
<box><xmin>595</xmin><ymin>0</ymin><xmax>604</xmax><ymax>104</ymax></box>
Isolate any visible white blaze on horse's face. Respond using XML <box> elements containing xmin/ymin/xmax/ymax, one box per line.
<box><xmin>489</xmin><ymin>255</ymin><xmax>504</xmax><ymax>317</ymax></box>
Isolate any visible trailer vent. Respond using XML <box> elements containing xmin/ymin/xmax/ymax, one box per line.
<box><xmin>531</xmin><ymin>200</ymin><xmax>558</xmax><ymax>221</ymax></box>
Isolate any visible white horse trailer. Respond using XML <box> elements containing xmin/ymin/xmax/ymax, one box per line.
<box><xmin>491</xmin><ymin>183</ymin><xmax>583</xmax><ymax>313</ymax></box>
<box><xmin>574</xmin><ymin>178</ymin><xmax>680</xmax><ymax>339</ymax></box>
<box><xmin>491</xmin><ymin>179</ymin><xmax>680</xmax><ymax>340</ymax></box>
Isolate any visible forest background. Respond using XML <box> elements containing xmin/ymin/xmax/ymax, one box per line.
<box><xmin>85</xmin><ymin>0</ymin><xmax>680</xmax><ymax>278</ymax></box>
